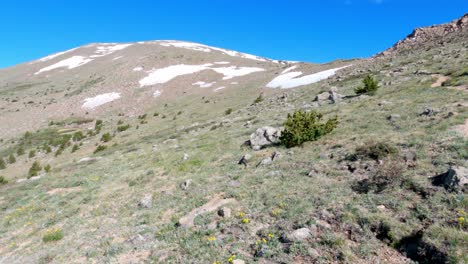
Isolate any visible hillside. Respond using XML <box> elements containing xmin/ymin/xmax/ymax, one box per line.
<box><xmin>0</xmin><ymin>15</ymin><xmax>467</xmax><ymax>264</ymax></box>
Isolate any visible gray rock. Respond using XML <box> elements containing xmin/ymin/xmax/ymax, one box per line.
<box><xmin>249</xmin><ymin>126</ymin><xmax>282</xmax><ymax>150</ymax></box>
<box><xmin>232</xmin><ymin>260</ymin><xmax>245</xmax><ymax>264</ymax></box>
<box><xmin>432</xmin><ymin>166</ymin><xmax>468</xmax><ymax>191</ymax></box>
<box><xmin>183</xmin><ymin>153</ymin><xmax>189</xmax><ymax>160</ymax></box>
<box><xmin>287</xmin><ymin>227</ymin><xmax>313</xmax><ymax>242</ymax></box>
<box><xmin>138</xmin><ymin>194</ymin><xmax>153</xmax><ymax>208</ymax></box>
<box><xmin>180</xmin><ymin>179</ymin><xmax>192</xmax><ymax>191</ymax></box>
<box><xmin>257</xmin><ymin>157</ymin><xmax>272</xmax><ymax>167</ymax></box>
<box><xmin>265</xmin><ymin>171</ymin><xmax>282</xmax><ymax>177</ymax></box>
<box><xmin>238</xmin><ymin>153</ymin><xmax>252</xmax><ymax>167</ymax></box>
<box><xmin>314</xmin><ymin>91</ymin><xmax>330</xmax><ymax>102</ymax></box>
<box><xmin>387</xmin><ymin>114</ymin><xmax>401</xmax><ymax>122</ymax></box>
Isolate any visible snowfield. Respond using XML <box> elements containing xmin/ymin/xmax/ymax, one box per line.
<box><xmin>266</xmin><ymin>65</ymin><xmax>350</xmax><ymax>89</ymax></box>
<box><xmin>139</xmin><ymin>64</ymin><xmax>265</xmax><ymax>87</ymax></box>
<box><xmin>35</xmin><ymin>44</ymin><xmax>133</xmax><ymax>74</ymax></box>
<box><xmin>35</xmin><ymin>56</ymin><xmax>93</xmax><ymax>75</ymax></box>
<box><xmin>159</xmin><ymin>41</ymin><xmax>273</xmax><ymax>63</ymax></box>
<box><xmin>37</xmin><ymin>47</ymin><xmax>78</xmax><ymax>62</ymax></box>
<box><xmin>82</xmin><ymin>93</ymin><xmax>121</xmax><ymax>109</ymax></box>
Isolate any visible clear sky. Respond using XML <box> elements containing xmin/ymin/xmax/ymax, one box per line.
<box><xmin>0</xmin><ymin>0</ymin><xmax>466</xmax><ymax>68</ymax></box>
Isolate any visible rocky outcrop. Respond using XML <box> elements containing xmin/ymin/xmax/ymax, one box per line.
<box><xmin>378</xmin><ymin>14</ymin><xmax>467</xmax><ymax>57</ymax></box>
<box><xmin>249</xmin><ymin>126</ymin><xmax>282</xmax><ymax>150</ymax></box>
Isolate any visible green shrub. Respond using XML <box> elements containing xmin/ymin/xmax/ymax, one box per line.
<box><xmin>28</xmin><ymin>161</ymin><xmax>42</xmax><ymax>178</ymax></box>
<box><xmin>117</xmin><ymin>124</ymin><xmax>130</xmax><ymax>132</ymax></box>
<box><xmin>44</xmin><ymin>164</ymin><xmax>51</xmax><ymax>173</ymax></box>
<box><xmin>225</xmin><ymin>108</ymin><xmax>233</xmax><ymax>115</ymax></box>
<box><xmin>72</xmin><ymin>131</ymin><xmax>85</xmax><ymax>141</ymax></box>
<box><xmin>28</xmin><ymin>150</ymin><xmax>36</xmax><ymax>158</ymax></box>
<box><xmin>8</xmin><ymin>154</ymin><xmax>16</xmax><ymax>164</ymax></box>
<box><xmin>153</xmin><ymin>112</ymin><xmax>159</xmax><ymax>117</ymax></box>
<box><xmin>42</xmin><ymin>228</ymin><xmax>64</xmax><ymax>242</ymax></box>
<box><xmin>71</xmin><ymin>144</ymin><xmax>79</xmax><ymax>153</ymax></box>
<box><xmin>0</xmin><ymin>159</ymin><xmax>5</xmax><ymax>170</ymax></box>
<box><xmin>17</xmin><ymin>147</ymin><xmax>25</xmax><ymax>156</ymax></box>
<box><xmin>253</xmin><ymin>94</ymin><xmax>264</xmax><ymax>104</ymax></box>
<box><xmin>280</xmin><ymin>110</ymin><xmax>338</xmax><ymax>148</ymax></box>
<box><xmin>355</xmin><ymin>75</ymin><xmax>379</xmax><ymax>95</ymax></box>
<box><xmin>138</xmin><ymin>114</ymin><xmax>147</xmax><ymax>120</ymax></box>
<box><xmin>101</xmin><ymin>133</ymin><xmax>112</xmax><ymax>142</ymax></box>
<box><xmin>0</xmin><ymin>176</ymin><xmax>7</xmax><ymax>185</ymax></box>
<box><xmin>94</xmin><ymin>145</ymin><xmax>107</xmax><ymax>153</ymax></box>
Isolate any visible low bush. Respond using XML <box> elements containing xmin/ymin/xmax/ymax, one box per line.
<box><xmin>117</xmin><ymin>124</ymin><xmax>130</xmax><ymax>132</ymax></box>
<box><xmin>42</xmin><ymin>228</ymin><xmax>64</xmax><ymax>242</ymax></box>
<box><xmin>28</xmin><ymin>161</ymin><xmax>42</xmax><ymax>178</ymax></box>
<box><xmin>101</xmin><ymin>133</ymin><xmax>112</xmax><ymax>142</ymax></box>
<box><xmin>355</xmin><ymin>75</ymin><xmax>379</xmax><ymax>95</ymax></box>
<box><xmin>0</xmin><ymin>175</ymin><xmax>7</xmax><ymax>184</ymax></box>
<box><xmin>94</xmin><ymin>145</ymin><xmax>107</xmax><ymax>153</ymax></box>
<box><xmin>352</xmin><ymin>141</ymin><xmax>399</xmax><ymax>161</ymax></box>
<box><xmin>280</xmin><ymin>110</ymin><xmax>338</xmax><ymax>148</ymax></box>
<box><xmin>225</xmin><ymin>108</ymin><xmax>233</xmax><ymax>115</ymax></box>
<box><xmin>0</xmin><ymin>158</ymin><xmax>5</xmax><ymax>170</ymax></box>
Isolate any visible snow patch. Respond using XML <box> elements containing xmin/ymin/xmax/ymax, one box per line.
<box><xmin>35</xmin><ymin>44</ymin><xmax>132</xmax><ymax>74</ymax></box>
<box><xmin>159</xmin><ymin>41</ymin><xmax>274</xmax><ymax>63</ymax></box>
<box><xmin>281</xmin><ymin>66</ymin><xmax>298</xmax><ymax>74</ymax></box>
<box><xmin>140</xmin><ymin>63</ymin><xmax>264</xmax><ymax>87</ymax></box>
<box><xmin>153</xmin><ymin>90</ymin><xmax>162</xmax><ymax>98</ymax></box>
<box><xmin>35</xmin><ymin>56</ymin><xmax>93</xmax><ymax>75</ymax></box>
<box><xmin>90</xmin><ymin>44</ymin><xmax>133</xmax><ymax>58</ymax></box>
<box><xmin>213</xmin><ymin>86</ymin><xmax>226</xmax><ymax>92</ymax></box>
<box><xmin>112</xmin><ymin>56</ymin><xmax>124</xmax><ymax>60</ymax></box>
<box><xmin>82</xmin><ymin>92</ymin><xmax>121</xmax><ymax>109</ymax></box>
<box><xmin>133</xmin><ymin>66</ymin><xmax>144</xmax><ymax>72</ymax></box>
<box><xmin>214</xmin><ymin>61</ymin><xmax>230</xmax><ymax>65</ymax></box>
<box><xmin>211</xmin><ymin>66</ymin><xmax>264</xmax><ymax>80</ymax></box>
<box><xmin>266</xmin><ymin>65</ymin><xmax>350</xmax><ymax>89</ymax></box>
<box><xmin>37</xmin><ymin>47</ymin><xmax>78</xmax><ymax>62</ymax></box>
<box><xmin>192</xmin><ymin>81</ymin><xmax>216</xmax><ymax>88</ymax></box>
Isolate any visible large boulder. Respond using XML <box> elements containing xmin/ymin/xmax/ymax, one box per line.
<box><xmin>249</xmin><ymin>126</ymin><xmax>282</xmax><ymax>150</ymax></box>
<box><xmin>432</xmin><ymin>166</ymin><xmax>468</xmax><ymax>191</ymax></box>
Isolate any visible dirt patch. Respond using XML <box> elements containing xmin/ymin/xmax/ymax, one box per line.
<box><xmin>117</xmin><ymin>250</ymin><xmax>151</xmax><ymax>264</ymax></box>
<box><xmin>431</xmin><ymin>74</ymin><xmax>449</xmax><ymax>88</ymax></box>
<box><xmin>453</xmin><ymin>119</ymin><xmax>468</xmax><ymax>138</ymax></box>
<box><xmin>46</xmin><ymin>186</ymin><xmax>82</xmax><ymax>195</ymax></box>
<box><xmin>178</xmin><ymin>194</ymin><xmax>236</xmax><ymax>227</ymax></box>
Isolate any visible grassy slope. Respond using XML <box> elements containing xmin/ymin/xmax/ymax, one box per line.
<box><xmin>0</xmin><ymin>38</ymin><xmax>467</xmax><ymax>263</ymax></box>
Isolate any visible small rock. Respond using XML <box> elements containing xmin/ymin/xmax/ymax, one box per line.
<box><xmin>257</xmin><ymin>157</ymin><xmax>272</xmax><ymax>167</ymax></box>
<box><xmin>377</xmin><ymin>205</ymin><xmax>386</xmax><ymax>211</ymax></box>
<box><xmin>271</xmin><ymin>151</ymin><xmax>282</xmax><ymax>161</ymax></box>
<box><xmin>180</xmin><ymin>179</ymin><xmax>192</xmax><ymax>191</ymax></box>
<box><xmin>238</xmin><ymin>154</ymin><xmax>252</xmax><ymax>167</ymax></box>
<box><xmin>307</xmin><ymin>248</ymin><xmax>320</xmax><ymax>258</ymax></box>
<box><xmin>387</xmin><ymin>114</ymin><xmax>401</xmax><ymax>122</ymax></box>
<box><xmin>78</xmin><ymin>157</ymin><xmax>101</xmax><ymax>164</ymax></box>
<box><xmin>265</xmin><ymin>171</ymin><xmax>282</xmax><ymax>177</ymax></box>
<box><xmin>232</xmin><ymin>260</ymin><xmax>245</xmax><ymax>264</ymax></box>
<box><xmin>316</xmin><ymin>220</ymin><xmax>332</xmax><ymax>230</ymax></box>
<box><xmin>287</xmin><ymin>227</ymin><xmax>313</xmax><ymax>242</ymax></box>
<box><xmin>218</xmin><ymin>207</ymin><xmax>232</xmax><ymax>218</ymax></box>
<box><xmin>183</xmin><ymin>153</ymin><xmax>189</xmax><ymax>160</ymax></box>
<box><xmin>138</xmin><ymin>194</ymin><xmax>153</xmax><ymax>208</ymax></box>
<box><xmin>314</xmin><ymin>91</ymin><xmax>330</xmax><ymax>102</ymax></box>
<box><xmin>420</xmin><ymin>108</ymin><xmax>438</xmax><ymax>116</ymax></box>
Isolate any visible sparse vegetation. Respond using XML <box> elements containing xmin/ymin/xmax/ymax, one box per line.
<box><xmin>94</xmin><ymin>145</ymin><xmax>107</xmax><ymax>153</ymax></box>
<box><xmin>44</xmin><ymin>164</ymin><xmax>51</xmax><ymax>173</ymax></box>
<box><xmin>71</xmin><ymin>144</ymin><xmax>79</xmax><ymax>153</ymax></box>
<box><xmin>8</xmin><ymin>154</ymin><xmax>16</xmax><ymax>164</ymax></box>
<box><xmin>355</xmin><ymin>74</ymin><xmax>379</xmax><ymax>95</ymax></box>
<box><xmin>101</xmin><ymin>133</ymin><xmax>112</xmax><ymax>142</ymax></box>
<box><xmin>28</xmin><ymin>149</ymin><xmax>36</xmax><ymax>158</ymax></box>
<box><xmin>42</xmin><ymin>228</ymin><xmax>64</xmax><ymax>242</ymax></box>
<box><xmin>28</xmin><ymin>161</ymin><xmax>42</xmax><ymax>178</ymax></box>
<box><xmin>253</xmin><ymin>94</ymin><xmax>264</xmax><ymax>104</ymax></box>
<box><xmin>280</xmin><ymin>110</ymin><xmax>338</xmax><ymax>148</ymax></box>
<box><xmin>225</xmin><ymin>108</ymin><xmax>233</xmax><ymax>115</ymax></box>
<box><xmin>0</xmin><ymin>158</ymin><xmax>5</xmax><ymax>169</ymax></box>
<box><xmin>0</xmin><ymin>175</ymin><xmax>7</xmax><ymax>185</ymax></box>
<box><xmin>117</xmin><ymin>124</ymin><xmax>130</xmax><ymax>132</ymax></box>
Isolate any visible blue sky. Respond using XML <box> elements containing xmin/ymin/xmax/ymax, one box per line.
<box><xmin>0</xmin><ymin>0</ymin><xmax>466</xmax><ymax>68</ymax></box>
